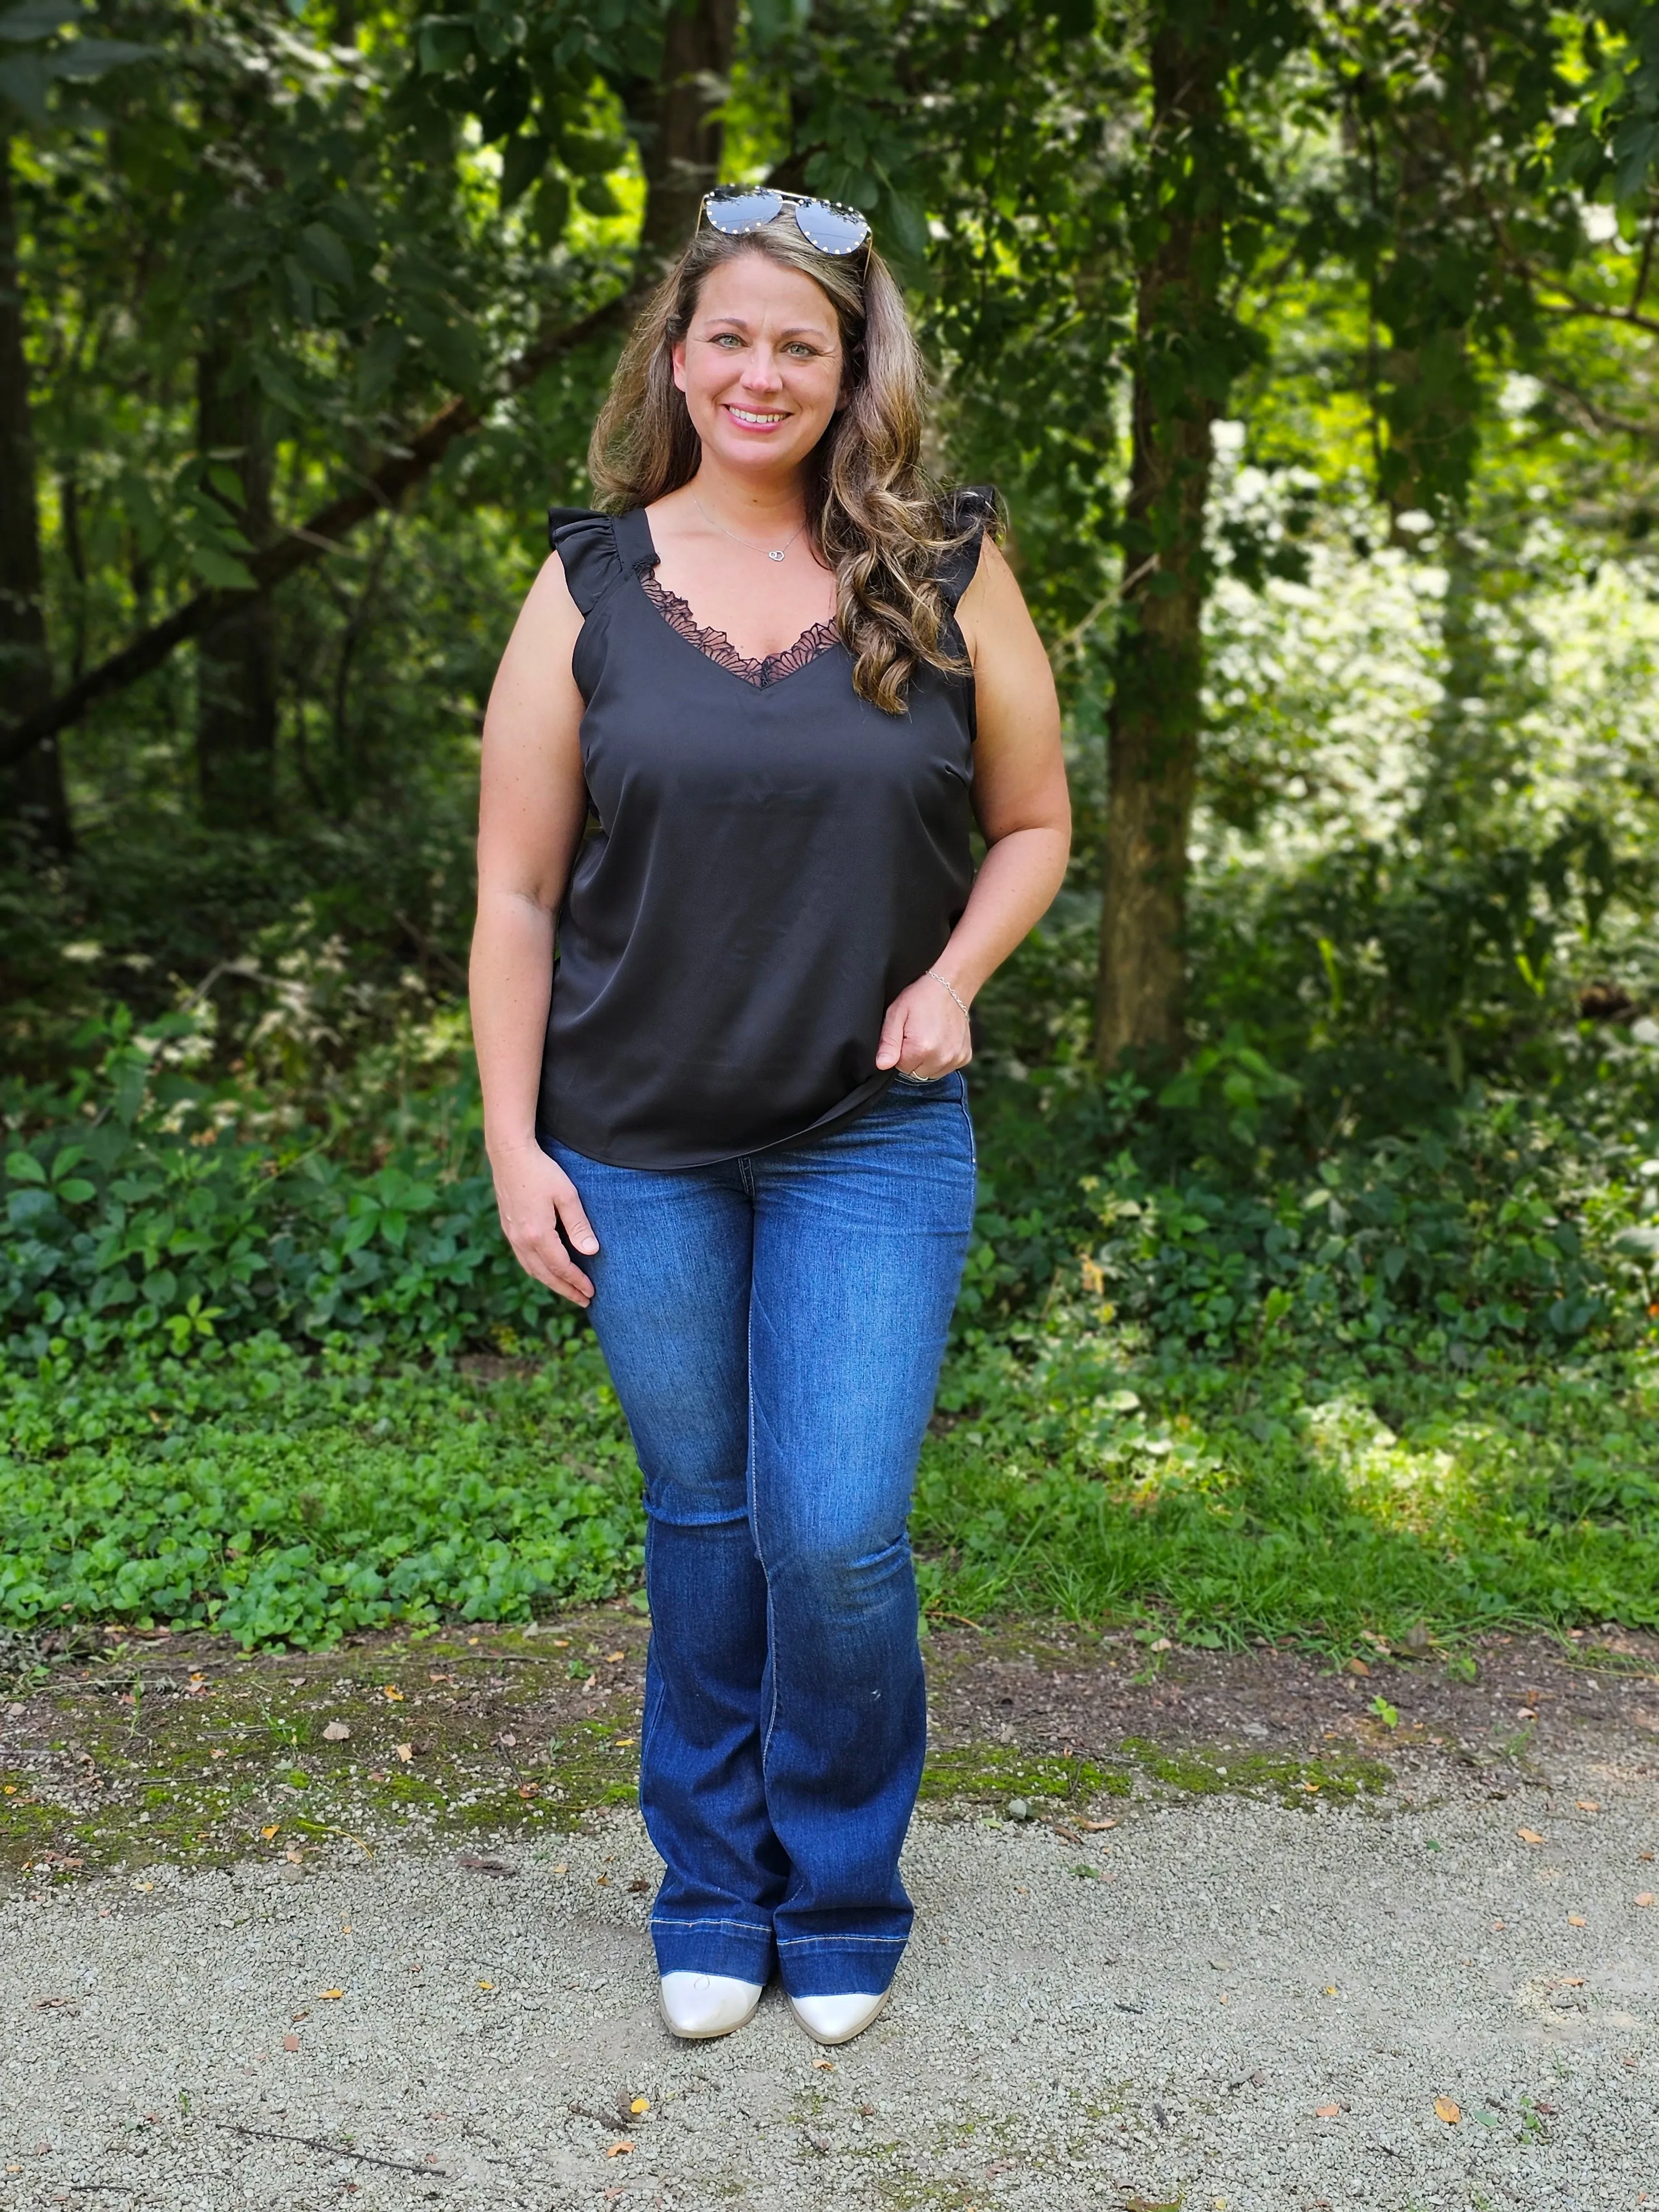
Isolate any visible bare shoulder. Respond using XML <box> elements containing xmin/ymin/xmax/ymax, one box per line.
<box><xmin>954</xmin><ymin>534</ymin><xmax>1039</xmax><ymax>666</ymax></box>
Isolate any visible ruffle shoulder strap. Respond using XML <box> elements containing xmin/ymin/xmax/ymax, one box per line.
<box><xmin>934</xmin><ymin>484</ymin><xmax>1000</xmax><ymax>613</ymax></box>
<box><xmin>546</xmin><ymin>507</ymin><xmax>626</xmax><ymax>618</ymax></box>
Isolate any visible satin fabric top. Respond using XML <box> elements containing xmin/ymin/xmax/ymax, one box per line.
<box><xmin>534</xmin><ymin>489</ymin><xmax>993</xmax><ymax>1170</ymax></box>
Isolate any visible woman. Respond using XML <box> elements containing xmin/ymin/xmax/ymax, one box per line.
<box><xmin>470</xmin><ymin>187</ymin><xmax>1067</xmax><ymax>2049</ymax></box>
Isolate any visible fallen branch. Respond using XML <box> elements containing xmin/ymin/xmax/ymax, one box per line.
<box><xmin>1</xmin><ymin>285</ymin><xmax>645</xmax><ymax>773</ymax></box>
<box><xmin>214</xmin><ymin>2121</ymin><xmax>445</xmax><ymax>2177</ymax></box>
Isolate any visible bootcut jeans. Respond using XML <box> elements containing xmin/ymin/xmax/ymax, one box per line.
<box><xmin>545</xmin><ymin>1070</ymin><xmax>975</xmax><ymax>1997</ymax></box>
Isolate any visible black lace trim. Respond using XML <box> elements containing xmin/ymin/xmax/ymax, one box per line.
<box><xmin>641</xmin><ymin>574</ymin><xmax>840</xmax><ymax>688</ymax></box>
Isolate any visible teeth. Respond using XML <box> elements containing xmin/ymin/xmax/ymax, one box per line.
<box><xmin>728</xmin><ymin>407</ymin><xmax>785</xmax><ymax>425</ymax></box>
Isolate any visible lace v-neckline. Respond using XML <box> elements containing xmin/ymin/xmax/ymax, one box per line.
<box><xmin>640</xmin><ymin>574</ymin><xmax>841</xmax><ymax>690</ymax></box>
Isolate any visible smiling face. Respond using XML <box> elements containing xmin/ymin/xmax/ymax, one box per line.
<box><xmin>671</xmin><ymin>249</ymin><xmax>847</xmax><ymax>481</ymax></box>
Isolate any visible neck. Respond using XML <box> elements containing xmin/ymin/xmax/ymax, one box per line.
<box><xmin>689</xmin><ymin>457</ymin><xmax>809</xmax><ymax>533</ymax></box>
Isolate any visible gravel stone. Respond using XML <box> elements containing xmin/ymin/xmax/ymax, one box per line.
<box><xmin>2</xmin><ymin>1780</ymin><xmax>1655</xmax><ymax>2208</ymax></box>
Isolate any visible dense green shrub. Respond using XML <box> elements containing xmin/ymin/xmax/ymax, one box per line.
<box><xmin>0</xmin><ymin>1335</ymin><xmax>642</xmax><ymax>1644</ymax></box>
<box><xmin>1</xmin><ymin>1008</ymin><xmax>563</xmax><ymax>1364</ymax></box>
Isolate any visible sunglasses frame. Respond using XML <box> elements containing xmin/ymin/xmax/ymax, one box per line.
<box><xmin>699</xmin><ymin>186</ymin><xmax>873</xmax><ymax>260</ymax></box>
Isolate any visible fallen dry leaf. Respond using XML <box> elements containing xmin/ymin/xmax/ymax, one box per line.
<box><xmin>630</xmin><ymin>2097</ymin><xmax>650</xmax><ymax>2115</ymax></box>
<box><xmin>281</xmin><ymin>2034</ymin><xmax>300</xmax><ymax>2053</ymax></box>
<box><xmin>1568</xmin><ymin>1913</ymin><xmax>1587</xmax><ymax>1927</ymax></box>
<box><xmin>1636</xmin><ymin>1892</ymin><xmax>1654</xmax><ymax>1907</ymax></box>
<box><xmin>1345</xmin><ymin>1657</ymin><xmax>1370</xmax><ymax>1677</ymax></box>
<box><xmin>628</xmin><ymin>1878</ymin><xmax>651</xmax><ymax>1893</ymax></box>
<box><xmin>382</xmin><ymin>1686</ymin><xmax>405</xmax><ymax>1700</ymax></box>
<box><xmin>394</xmin><ymin>1741</ymin><xmax>414</xmax><ymax>1762</ymax></box>
<box><xmin>322</xmin><ymin>1721</ymin><xmax>349</xmax><ymax>1743</ymax></box>
<box><xmin>457</xmin><ymin>1854</ymin><xmax>520</xmax><ymax>1878</ymax></box>
<box><xmin>477</xmin><ymin>1980</ymin><xmax>495</xmax><ymax>1991</ymax></box>
<box><xmin>1078</xmin><ymin>1817</ymin><xmax>1118</xmax><ymax>1832</ymax></box>
<box><xmin>606</xmin><ymin>2141</ymin><xmax>634</xmax><ymax>2158</ymax></box>
<box><xmin>260</xmin><ymin>1824</ymin><xmax>279</xmax><ymax>1841</ymax></box>
<box><xmin>552</xmin><ymin>1861</ymin><xmax>568</xmax><ymax>1875</ymax></box>
<box><xmin>1575</xmin><ymin>1799</ymin><xmax>1599</xmax><ymax>1812</ymax></box>
<box><xmin>319</xmin><ymin>1989</ymin><xmax>345</xmax><ymax>2001</ymax></box>
<box><xmin>1314</xmin><ymin>2102</ymin><xmax>1340</xmax><ymax>2118</ymax></box>
<box><xmin>1434</xmin><ymin>2096</ymin><xmax>1462</xmax><ymax>2125</ymax></box>
<box><xmin>1517</xmin><ymin>1828</ymin><xmax>1545</xmax><ymax>1845</ymax></box>
<box><xmin>605</xmin><ymin>1651</ymin><xmax>626</xmax><ymax>1663</ymax></box>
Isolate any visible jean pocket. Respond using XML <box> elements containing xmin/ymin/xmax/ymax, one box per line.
<box><xmin>892</xmin><ymin>1069</ymin><xmax>949</xmax><ymax>1088</ymax></box>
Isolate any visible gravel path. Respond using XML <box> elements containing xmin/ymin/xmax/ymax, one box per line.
<box><xmin>3</xmin><ymin>1775</ymin><xmax>1655</xmax><ymax>2210</ymax></box>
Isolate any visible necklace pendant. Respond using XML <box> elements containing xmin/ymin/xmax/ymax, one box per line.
<box><xmin>768</xmin><ymin>549</ymin><xmax>785</xmax><ymax>562</ymax></box>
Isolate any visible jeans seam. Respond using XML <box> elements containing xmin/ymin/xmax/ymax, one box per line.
<box><xmin>775</xmin><ymin>1934</ymin><xmax>907</xmax><ymax>1949</ymax></box>
<box><xmin>651</xmin><ymin>1915</ymin><xmax>774</xmax><ymax>1937</ymax></box>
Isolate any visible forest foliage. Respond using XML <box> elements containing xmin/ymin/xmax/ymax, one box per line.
<box><xmin>3</xmin><ymin>0</ymin><xmax>1659</xmax><ymax>1644</ymax></box>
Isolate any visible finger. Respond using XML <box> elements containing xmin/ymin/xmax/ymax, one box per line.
<box><xmin>874</xmin><ymin>999</ymin><xmax>910</xmax><ymax>1070</ymax></box>
<box><xmin>516</xmin><ymin>1239</ymin><xmax>593</xmax><ymax>1305</ymax></box>
<box><xmin>551</xmin><ymin>1175</ymin><xmax>599</xmax><ymax>1256</ymax></box>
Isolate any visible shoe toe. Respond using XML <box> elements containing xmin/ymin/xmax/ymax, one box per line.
<box><xmin>659</xmin><ymin>1972</ymin><xmax>762</xmax><ymax>2039</ymax></box>
<box><xmin>788</xmin><ymin>1989</ymin><xmax>889</xmax><ymax>2046</ymax></box>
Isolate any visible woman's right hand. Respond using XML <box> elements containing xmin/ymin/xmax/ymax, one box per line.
<box><xmin>488</xmin><ymin>1141</ymin><xmax>599</xmax><ymax>1308</ymax></box>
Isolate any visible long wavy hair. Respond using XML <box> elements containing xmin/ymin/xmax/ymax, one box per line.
<box><xmin>588</xmin><ymin>213</ymin><xmax>986</xmax><ymax>714</ymax></box>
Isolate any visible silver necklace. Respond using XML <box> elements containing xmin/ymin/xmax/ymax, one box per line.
<box><xmin>693</xmin><ymin>493</ymin><xmax>806</xmax><ymax>564</ymax></box>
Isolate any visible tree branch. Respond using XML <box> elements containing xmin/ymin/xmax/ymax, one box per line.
<box><xmin>0</xmin><ymin>286</ymin><xmax>645</xmax><ymax>774</ymax></box>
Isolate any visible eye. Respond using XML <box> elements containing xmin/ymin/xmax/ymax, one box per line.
<box><xmin>710</xmin><ymin>331</ymin><xmax>744</xmax><ymax>347</ymax></box>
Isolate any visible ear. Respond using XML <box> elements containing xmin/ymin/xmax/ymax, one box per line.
<box><xmin>671</xmin><ymin>340</ymin><xmax>688</xmax><ymax>395</ymax></box>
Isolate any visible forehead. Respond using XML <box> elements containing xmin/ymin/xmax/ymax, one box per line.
<box><xmin>692</xmin><ymin>253</ymin><xmax>839</xmax><ymax>336</ymax></box>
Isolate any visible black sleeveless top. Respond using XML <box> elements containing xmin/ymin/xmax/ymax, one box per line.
<box><xmin>535</xmin><ymin>489</ymin><xmax>994</xmax><ymax>1170</ymax></box>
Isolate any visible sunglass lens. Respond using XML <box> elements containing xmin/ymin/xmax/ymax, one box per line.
<box><xmin>793</xmin><ymin>199</ymin><xmax>870</xmax><ymax>255</ymax></box>
<box><xmin>705</xmin><ymin>188</ymin><xmax>782</xmax><ymax>234</ymax></box>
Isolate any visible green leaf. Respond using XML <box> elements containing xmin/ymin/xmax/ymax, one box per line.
<box><xmin>0</xmin><ymin>48</ymin><xmax>50</xmax><ymax>114</ymax></box>
<box><xmin>44</xmin><ymin>34</ymin><xmax>151</xmax><ymax>75</ymax></box>
<box><xmin>576</xmin><ymin>175</ymin><xmax>620</xmax><ymax>218</ymax></box>
<box><xmin>55</xmin><ymin>1179</ymin><xmax>96</xmax><ymax>1204</ymax></box>
<box><xmin>418</xmin><ymin>17</ymin><xmax>471</xmax><ymax>73</ymax></box>
<box><xmin>189</xmin><ymin>543</ymin><xmax>259</xmax><ymax>592</ymax></box>
<box><xmin>354</xmin><ymin>324</ymin><xmax>405</xmax><ymax>405</ymax></box>
<box><xmin>499</xmin><ymin>132</ymin><xmax>547</xmax><ymax>209</ymax></box>
<box><xmin>6</xmin><ymin>1150</ymin><xmax>46</xmax><ymax>1183</ymax></box>
<box><xmin>0</xmin><ymin>0</ymin><xmax>82</xmax><ymax>40</ymax></box>
<box><xmin>531</xmin><ymin>172</ymin><xmax>570</xmax><ymax>246</ymax></box>
<box><xmin>298</xmin><ymin>221</ymin><xmax>354</xmax><ymax>291</ymax></box>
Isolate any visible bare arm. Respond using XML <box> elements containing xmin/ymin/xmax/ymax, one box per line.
<box><xmin>470</xmin><ymin>552</ymin><xmax>601</xmax><ymax>1306</ymax></box>
<box><xmin>874</xmin><ymin>537</ymin><xmax>1071</xmax><ymax>1075</ymax></box>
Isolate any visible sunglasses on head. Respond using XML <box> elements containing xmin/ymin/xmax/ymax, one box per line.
<box><xmin>700</xmin><ymin>185</ymin><xmax>872</xmax><ymax>259</ymax></box>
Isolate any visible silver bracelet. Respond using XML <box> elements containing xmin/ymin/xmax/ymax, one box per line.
<box><xmin>927</xmin><ymin>967</ymin><xmax>971</xmax><ymax>1020</ymax></box>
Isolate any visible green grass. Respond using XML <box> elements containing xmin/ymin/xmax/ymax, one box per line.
<box><xmin>2</xmin><ymin>1307</ymin><xmax>1656</xmax><ymax>1651</ymax></box>
<box><xmin>914</xmin><ymin>1315</ymin><xmax>1659</xmax><ymax>1645</ymax></box>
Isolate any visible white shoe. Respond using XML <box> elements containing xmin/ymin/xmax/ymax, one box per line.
<box><xmin>787</xmin><ymin>1989</ymin><xmax>890</xmax><ymax>2046</ymax></box>
<box><xmin>658</xmin><ymin>1971</ymin><xmax>763</xmax><ymax>2040</ymax></box>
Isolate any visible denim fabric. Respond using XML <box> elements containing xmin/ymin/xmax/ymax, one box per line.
<box><xmin>546</xmin><ymin>1071</ymin><xmax>975</xmax><ymax>1996</ymax></box>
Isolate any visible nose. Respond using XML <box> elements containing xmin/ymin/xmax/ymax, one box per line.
<box><xmin>740</xmin><ymin>347</ymin><xmax>785</xmax><ymax>394</ymax></box>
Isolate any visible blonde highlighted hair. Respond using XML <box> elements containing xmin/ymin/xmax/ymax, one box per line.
<box><xmin>587</xmin><ymin>213</ymin><xmax>987</xmax><ymax>714</ymax></box>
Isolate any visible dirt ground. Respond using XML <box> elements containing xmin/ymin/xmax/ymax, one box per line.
<box><xmin>3</xmin><ymin>1613</ymin><xmax>1656</xmax><ymax>1881</ymax></box>
<box><xmin>2</xmin><ymin>1618</ymin><xmax>1656</xmax><ymax>2210</ymax></box>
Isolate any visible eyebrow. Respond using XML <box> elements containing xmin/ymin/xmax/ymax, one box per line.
<box><xmin>700</xmin><ymin>316</ymin><xmax>833</xmax><ymax>341</ymax></box>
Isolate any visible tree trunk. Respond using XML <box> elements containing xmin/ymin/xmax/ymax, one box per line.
<box><xmin>1093</xmin><ymin>14</ymin><xmax>1227</xmax><ymax>1072</ymax></box>
<box><xmin>195</xmin><ymin>342</ymin><xmax>276</xmax><ymax>828</ymax></box>
<box><xmin>624</xmin><ymin>0</ymin><xmax>739</xmax><ymax>275</ymax></box>
<box><xmin>0</xmin><ymin>131</ymin><xmax>72</xmax><ymax>855</ymax></box>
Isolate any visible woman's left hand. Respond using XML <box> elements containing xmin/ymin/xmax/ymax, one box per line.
<box><xmin>875</xmin><ymin>972</ymin><xmax>973</xmax><ymax>1079</ymax></box>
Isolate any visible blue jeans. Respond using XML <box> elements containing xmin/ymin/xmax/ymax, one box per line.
<box><xmin>546</xmin><ymin>1071</ymin><xmax>975</xmax><ymax>1997</ymax></box>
